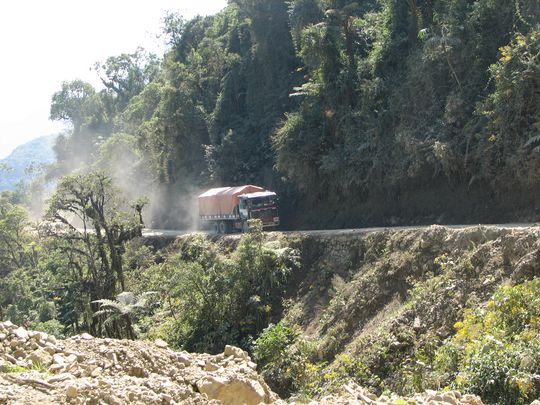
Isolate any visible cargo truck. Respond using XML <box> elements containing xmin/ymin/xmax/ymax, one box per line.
<box><xmin>198</xmin><ymin>185</ymin><xmax>280</xmax><ymax>233</ymax></box>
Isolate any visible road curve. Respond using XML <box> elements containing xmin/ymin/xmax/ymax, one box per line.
<box><xmin>142</xmin><ymin>223</ymin><xmax>536</xmax><ymax>238</ymax></box>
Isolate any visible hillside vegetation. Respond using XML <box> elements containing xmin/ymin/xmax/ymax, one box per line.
<box><xmin>2</xmin><ymin>196</ymin><xmax>540</xmax><ymax>403</ymax></box>
<box><xmin>39</xmin><ymin>0</ymin><xmax>539</xmax><ymax>228</ymax></box>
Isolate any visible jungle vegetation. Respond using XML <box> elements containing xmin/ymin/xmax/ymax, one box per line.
<box><xmin>41</xmin><ymin>0</ymin><xmax>540</xmax><ymax>228</ymax></box>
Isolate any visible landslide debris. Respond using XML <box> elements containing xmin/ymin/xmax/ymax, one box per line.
<box><xmin>301</xmin><ymin>382</ymin><xmax>484</xmax><ymax>404</ymax></box>
<box><xmin>0</xmin><ymin>322</ymin><xmax>486</xmax><ymax>404</ymax></box>
<box><xmin>0</xmin><ymin>321</ymin><xmax>277</xmax><ymax>404</ymax></box>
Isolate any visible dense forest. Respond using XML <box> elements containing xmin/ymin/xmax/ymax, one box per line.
<box><xmin>1</xmin><ymin>0</ymin><xmax>540</xmax><ymax>403</ymax></box>
<box><xmin>34</xmin><ymin>0</ymin><xmax>539</xmax><ymax>228</ymax></box>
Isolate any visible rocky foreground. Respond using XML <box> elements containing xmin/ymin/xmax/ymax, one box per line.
<box><xmin>0</xmin><ymin>322</ymin><xmax>486</xmax><ymax>404</ymax></box>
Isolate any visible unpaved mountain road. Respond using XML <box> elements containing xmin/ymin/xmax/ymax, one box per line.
<box><xmin>142</xmin><ymin>223</ymin><xmax>536</xmax><ymax>238</ymax></box>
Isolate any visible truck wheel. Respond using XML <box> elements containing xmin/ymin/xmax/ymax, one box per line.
<box><xmin>218</xmin><ymin>221</ymin><xmax>227</xmax><ymax>234</ymax></box>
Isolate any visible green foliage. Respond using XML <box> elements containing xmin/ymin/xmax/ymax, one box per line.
<box><xmin>43</xmin><ymin>171</ymin><xmax>145</xmax><ymax>334</ymax></box>
<box><xmin>41</xmin><ymin>0</ymin><xmax>539</xmax><ymax>228</ymax></box>
<box><xmin>31</xmin><ymin>320</ymin><xmax>66</xmax><ymax>339</ymax></box>
<box><xmin>0</xmin><ymin>192</ymin><xmax>32</xmax><ymax>275</ymax></box>
<box><xmin>477</xmin><ymin>28</ymin><xmax>540</xmax><ymax>187</ymax></box>
<box><xmin>253</xmin><ymin>321</ymin><xmax>321</xmax><ymax>398</ymax></box>
<box><xmin>435</xmin><ymin>278</ymin><xmax>540</xmax><ymax>404</ymax></box>
<box><xmin>133</xmin><ymin>226</ymin><xmax>300</xmax><ymax>353</ymax></box>
<box><xmin>93</xmin><ymin>291</ymin><xmax>157</xmax><ymax>339</ymax></box>
<box><xmin>0</xmin><ymin>363</ymin><xmax>27</xmax><ymax>373</ymax></box>
<box><xmin>94</xmin><ymin>48</ymin><xmax>160</xmax><ymax>111</ymax></box>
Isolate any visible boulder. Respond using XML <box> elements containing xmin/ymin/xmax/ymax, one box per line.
<box><xmin>52</xmin><ymin>354</ymin><xmax>65</xmax><ymax>365</ymax></box>
<box><xmin>14</xmin><ymin>327</ymin><xmax>29</xmax><ymax>340</ymax></box>
<box><xmin>80</xmin><ymin>333</ymin><xmax>93</xmax><ymax>340</ymax></box>
<box><xmin>155</xmin><ymin>339</ymin><xmax>168</xmax><ymax>348</ymax></box>
<box><xmin>197</xmin><ymin>375</ymin><xmax>269</xmax><ymax>405</ymax></box>
<box><xmin>27</xmin><ymin>349</ymin><xmax>53</xmax><ymax>366</ymax></box>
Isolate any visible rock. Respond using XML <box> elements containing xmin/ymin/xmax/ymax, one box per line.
<box><xmin>442</xmin><ymin>392</ymin><xmax>458</xmax><ymax>405</ymax></box>
<box><xmin>161</xmin><ymin>393</ymin><xmax>173</xmax><ymax>404</ymax></box>
<box><xmin>0</xmin><ymin>322</ymin><xmax>280</xmax><ymax>404</ymax></box>
<box><xmin>90</xmin><ymin>367</ymin><xmax>103</xmax><ymax>377</ymax></box>
<box><xmin>47</xmin><ymin>373</ymin><xmax>75</xmax><ymax>383</ymax></box>
<box><xmin>27</xmin><ymin>349</ymin><xmax>53</xmax><ymax>366</ymax></box>
<box><xmin>53</xmin><ymin>354</ymin><xmax>65</xmax><ymax>365</ymax></box>
<box><xmin>461</xmin><ymin>394</ymin><xmax>484</xmax><ymax>405</ymax></box>
<box><xmin>10</xmin><ymin>339</ymin><xmax>23</xmax><ymax>348</ymax></box>
<box><xmin>0</xmin><ymin>333</ymin><xmax>6</xmax><ymax>341</ymax></box>
<box><xmin>105</xmin><ymin>395</ymin><xmax>123</xmax><ymax>405</ymax></box>
<box><xmin>80</xmin><ymin>333</ymin><xmax>93</xmax><ymax>340</ymax></box>
<box><xmin>176</xmin><ymin>353</ymin><xmax>191</xmax><ymax>366</ymax></box>
<box><xmin>3</xmin><ymin>321</ymin><xmax>14</xmax><ymax>329</ymax></box>
<box><xmin>197</xmin><ymin>376</ymin><xmax>228</xmax><ymax>398</ymax></box>
<box><xmin>155</xmin><ymin>339</ymin><xmax>168</xmax><ymax>348</ymax></box>
<box><xmin>128</xmin><ymin>366</ymin><xmax>148</xmax><ymax>378</ymax></box>
<box><xmin>223</xmin><ymin>345</ymin><xmax>249</xmax><ymax>361</ymax></box>
<box><xmin>205</xmin><ymin>361</ymin><xmax>220</xmax><ymax>372</ymax></box>
<box><xmin>43</xmin><ymin>345</ymin><xmax>57</xmax><ymax>355</ymax></box>
<box><xmin>14</xmin><ymin>327</ymin><xmax>29</xmax><ymax>340</ymax></box>
<box><xmin>49</xmin><ymin>364</ymin><xmax>65</xmax><ymax>373</ymax></box>
<box><xmin>197</xmin><ymin>376</ymin><xmax>268</xmax><ymax>405</ymax></box>
<box><xmin>65</xmin><ymin>353</ymin><xmax>78</xmax><ymax>364</ymax></box>
<box><xmin>66</xmin><ymin>384</ymin><xmax>78</xmax><ymax>398</ymax></box>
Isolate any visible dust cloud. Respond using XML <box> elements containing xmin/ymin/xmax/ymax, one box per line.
<box><xmin>36</xmin><ymin>131</ymin><xmax>203</xmax><ymax>231</ymax></box>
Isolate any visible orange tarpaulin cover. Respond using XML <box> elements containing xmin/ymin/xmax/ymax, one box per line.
<box><xmin>198</xmin><ymin>185</ymin><xmax>264</xmax><ymax>217</ymax></box>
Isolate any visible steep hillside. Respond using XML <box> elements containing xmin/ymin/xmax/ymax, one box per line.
<box><xmin>251</xmin><ymin>226</ymin><xmax>540</xmax><ymax>403</ymax></box>
<box><xmin>139</xmin><ymin>226</ymin><xmax>540</xmax><ymax>404</ymax></box>
<box><xmin>0</xmin><ymin>134</ymin><xmax>57</xmax><ymax>190</ymax></box>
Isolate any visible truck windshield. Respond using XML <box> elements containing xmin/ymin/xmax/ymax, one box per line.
<box><xmin>249</xmin><ymin>196</ymin><xmax>275</xmax><ymax>207</ymax></box>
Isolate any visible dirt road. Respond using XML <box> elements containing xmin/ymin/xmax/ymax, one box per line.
<box><xmin>142</xmin><ymin>223</ymin><xmax>535</xmax><ymax>238</ymax></box>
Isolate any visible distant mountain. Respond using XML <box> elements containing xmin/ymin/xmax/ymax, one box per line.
<box><xmin>0</xmin><ymin>135</ymin><xmax>57</xmax><ymax>191</ymax></box>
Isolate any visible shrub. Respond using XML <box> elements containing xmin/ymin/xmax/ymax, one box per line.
<box><xmin>254</xmin><ymin>321</ymin><xmax>319</xmax><ymax>398</ymax></box>
<box><xmin>435</xmin><ymin>278</ymin><xmax>540</xmax><ymax>404</ymax></box>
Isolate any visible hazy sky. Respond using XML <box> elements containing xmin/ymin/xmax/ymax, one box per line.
<box><xmin>0</xmin><ymin>0</ymin><xmax>227</xmax><ymax>159</ymax></box>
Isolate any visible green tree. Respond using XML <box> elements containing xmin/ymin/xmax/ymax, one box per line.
<box><xmin>93</xmin><ymin>291</ymin><xmax>156</xmax><ymax>339</ymax></box>
<box><xmin>94</xmin><ymin>48</ymin><xmax>160</xmax><ymax>111</ymax></box>
<box><xmin>0</xmin><ymin>192</ymin><xmax>33</xmax><ymax>275</ymax></box>
<box><xmin>40</xmin><ymin>173</ymin><xmax>146</xmax><ymax>335</ymax></box>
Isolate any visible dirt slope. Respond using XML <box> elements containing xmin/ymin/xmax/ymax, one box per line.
<box><xmin>273</xmin><ymin>225</ymin><xmax>540</xmax><ymax>397</ymax></box>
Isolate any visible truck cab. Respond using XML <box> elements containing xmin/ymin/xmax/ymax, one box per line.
<box><xmin>238</xmin><ymin>191</ymin><xmax>280</xmax><ymax>229</ymax></box>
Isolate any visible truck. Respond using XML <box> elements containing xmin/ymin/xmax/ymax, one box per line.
<box><xmin>198</xmin><ymin>185</ymin><xmax>280</xmax><ymax>233</ymax></box>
